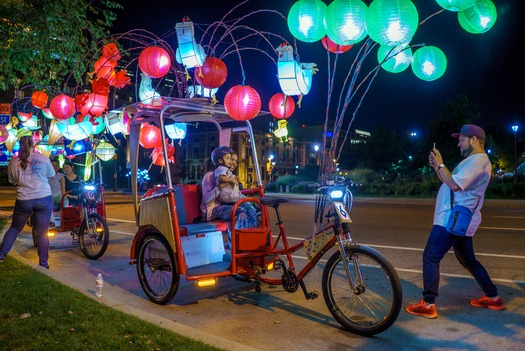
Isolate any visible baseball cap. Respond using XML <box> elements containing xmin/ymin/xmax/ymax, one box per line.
<box><xmin>451</xmin><ymin>124</ymin><xmax>485</xmax><ymax>140</ymax></box>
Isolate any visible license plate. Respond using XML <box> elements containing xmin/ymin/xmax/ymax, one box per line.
<box><xmin>333</xmin><ymin>201</ymin><xmax>352</xmax><ymax>223</ymax></box>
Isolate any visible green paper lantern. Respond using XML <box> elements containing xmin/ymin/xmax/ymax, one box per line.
<box><xmin>325</xmin><ymin>0</ymin><xmax>368</xmax><ymax>45</ymax></box>
<box><xmin>458</xmin><ymin>0</ymin><xmax>497</xmax><ymax>34</ymax></box>
<box><xmin>377</xmin><ymin>44</ymin><xmax>413</xmax><ymax>73</ymax></box>
<box><xmin>366</xmin><ymin>0</ymin><xmax>419</xmax><ymax>47</ymax></box>
<box><xmin>435</xmin><ymin>0</ymin><xmax>476</xmax><ymax>12</ymax></box>
<box><xmin>411</xmin><ymin>46</ymin><xmax>447</xmax><ymax>81</ymax></box>
<box><xmin>287</xmin><ymin>0</ymin><xmax>327</xmax><ymax>43</ymax></box>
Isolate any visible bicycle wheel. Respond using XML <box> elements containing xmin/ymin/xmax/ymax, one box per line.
<box><xmin>137</xmin><ymin>234</ymin><xmax>180</xmax><ymax>304</ymax></box>
<box><xmin>322</xmin><ymin>245</ymin><xmax>402</xmax><ymax>336</ymax></box>
<box><xmin>79</xmin><ymin>213</ymin><xmax>109</xmax><ymax>260</ymax></box>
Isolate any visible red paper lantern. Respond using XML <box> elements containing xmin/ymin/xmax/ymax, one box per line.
<box><xmin>139</xmin><ymin>124</ymin><xmax>162</xmax><ymax>149</ymax></box>
<box><xmin>31</xmin><ymin>91</ymin><xmax>48</xmax><ymax>109</ymax></box>
<box><xmin>195</xmin><ymin>57</ymin><xmax>228</xmax><ymax>89</ymax></box>
<box><xmin>94</xmin><ymin>57</ymin><xmax>117</xmax><ymax>79</ymax></box>
<box><xmin>80</xmin><ymin>93</ymin><xmax>108</xmax><ymax>118</ymax></box>
<box><xmin>268</xmin><ymin>93</ymin><xmax>295</xmax><ymax>119</ymax></box>
<box><xmin>224</xmin><ymin>85</ymin><xmax>261</xmax><ymax>121</ymax></box>
<box><xmin>321</xmin><ymin>36</ymin><xmax>353</xmax><ymax>54</ymax></box>
<box><xmin>138</xmin><ymin>46</ymin><xmax>171</xmax><ymax>78</ymax></box>
<box><xmin>50</xmin><ymin>94</ymin><xmax>76</xmax><ymax>120</ymax></box>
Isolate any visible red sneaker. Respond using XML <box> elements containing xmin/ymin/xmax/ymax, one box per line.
<box><xmin>406</xmin><ymin>299</ymin><xmax>438</xmax><ymax>319</ymax></box>
<box><xmin>470</xmin><ymin>295</ymin><xmax>505</xmax><ymax>311</ymax></box>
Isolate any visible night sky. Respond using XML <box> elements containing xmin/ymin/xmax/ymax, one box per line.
<box><xmin>112</xmin><ymin>0</ymin><xmax>524</xmax><ymax>137</ymax></box>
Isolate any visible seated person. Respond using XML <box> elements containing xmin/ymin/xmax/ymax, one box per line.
<box><xmin>200</xmin><ymin>146</ymin><xmax>257</xmax><ymax>229</ymax></box>
<box><xmin>63</xmin><ymin>161</ymin><xmax>81</xmax><ymax>207</ymax></box>
<box><xmin>48</xmin><ymin>159</ymin><xmax>65</xmax><ymax>210</ymax></box>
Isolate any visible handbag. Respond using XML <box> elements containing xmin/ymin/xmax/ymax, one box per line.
<box><xmin>446</xmin><ymin>190</ymin><xmax>479</xmax><ymax>236</ymax></box>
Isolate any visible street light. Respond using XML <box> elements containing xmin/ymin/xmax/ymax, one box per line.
<box><xmin>512</xmin><ymin>124</ymin><xmax>519</xmax><ymax>186</ymax></box>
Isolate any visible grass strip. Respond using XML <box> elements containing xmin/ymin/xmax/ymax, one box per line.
<box><xmin>0</xmin><ymin>256</ymin><xmax>223</xmax><ymax>351</ymax></box>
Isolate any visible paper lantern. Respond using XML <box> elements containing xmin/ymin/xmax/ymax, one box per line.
<box><xmin>436</xmin><ymin>0</ymin><xmax>476</xmax><ymax>11</ymax></box>
<box><xmin>366</xmin><ymin>0</ymin><xmax>419</xmax><ymax>47</ymax></box>
<box><xmin>93</xmin><ymin>57</ymin><xmax>117</xmax><ymax>79</ymax></box>
<box><xmin>56</xmin><ymin>121</ymin><xmax>93</xmax><ymax>140</ymax></box>
<box><xmin>411</xmin><ymin>46</ymin><xmax>447</xmax><ymax>81</ymax></box>
<box><xmin>23</xmin><ymin>115</ymin><xmax>39</xmax><ymax>129</ymax></box>
<box><xmin>151</xmin><ymin>143</ymin><xmax>175</xmax><ymax>167</ymax></box>
<box><xmin>95</xmin><ymin>141</ymin><xmax>116</xmax><ymax>161</ymax></box>
<box><xmin>64</xmin><ymin>138</ymin><xmax>92</xmax><ymax>157</ymax></box>
<box><xmin>269</xmin><ymin>93</ymin><xmax>295</xmax><ymax>119</ymax></box>
<box><xmin>80</xmin><ymin>93</ymin><xmax>108</xmax><ymax>118</ymax></box>
<box><xmin>35</xmin><ymin>136</ymin><xmax>53</xmax><ymax>157</ymax></box>
<box><xmin>50</xmin><ymin>94</ymin><xmax>76</xmax><ymax>120</ymax></box>
<box><xmin>321</xmin><ymin>36</ymin><xmax>353</xmax><ymax>54</ymax></box>
<box><xmin>165</xmin><ymin>123</ymin><xmax>187</xmax><ymax>139</ymax></box>
<box><xmin>276</xmin><ymin>44</ymin><xmax>317</xmax><ymax>97</ymax></box>
<box><xmin>377</xmin><ymin>44</ymin><xmax>413</xmax><ymax>73</ymax></box>
<box><xmin>5</xmin><ymin>129</ymin><xmax>18</xmax><ymax>153</ymax></box>
<box><xmin>102</xmin><ymin>43</ymin><xmax>121</xmax><ymax>61</ymax></box>
<box><xmin>325</xmin><ymin>0</ymin><xmax>368</xmax><ymax>45</ymax></box>
<box><xmin>224</xmin><ymin>85</ymin><xmax>261</xmax><ymax>121</ymax></box>
<box><xmin>287</xmin><ymin>0</ymin><xmax>327</xmax><ymax>43</ymax></box>
<box><xmin>84</xmin><ymin>152</ymin><xmax>92</xmax><ymax>181</ymax></box>
<box><xmin>175</xmin><ymin>20</ymin><xmax>206</xmax><ymax>68</ymax></box>
<box><xmin>41</xmin><ymin>108</ymin><xmax>54</xmax><ymax>119</ymax></box>
<box><xmin>458</xmin><ymin>0</ymin><xmax>497</xmax><ymax>34</ymax></box>
<box><xmin>79</xmin><ymin>114</ymin><xmax>105</xmax><ymax>135</ymax></box>
<box><xmin>105</xmin><ymin>112</ymin><xmax>127</xmax><ymax>136</ymax></box>
<box><xmin>139</xmin><ymin>73</ymin><xmax>163</xmax><ymax>106</ymax></box>
<box><xmin>195</xmin><ymin>57</ymin><xmax>228</xmax><ymax>89</ymax></box>
<box><xmin>138</xmin><ymin>46</ymin><xmax>171</xmax><ymax>78</ymax></box>
<box><xmin>31</xmin><ymin>91</ymin><xmax>48</xmax><ymax>109</ymax></box>
<box><xmin>47</xmin><ymin>120</ymin><xmax>62</xmax><ymax>145</ymax></box>
<box><xmin>274</xmin><ymin>120</ymin><xmax>289</xmax><ymax>139</ymax></box>
<box><xmin>0</xmin><ymin>124</ymin><xmax>9</xmax><ymax>143</ymax></box>
<box><xmin>139</xmin><ymin>123</ymin><xmax>162</xmax><ymax>149</ymax></box>
<box><xmin>17</xmin><ymin>112</ymin><xmax>32</xmax><ymax>122</ymax></box>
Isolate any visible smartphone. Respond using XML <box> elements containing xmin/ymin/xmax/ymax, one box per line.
<box><xmin>431</xmin><ymin>143</ymin><xmax>436</xmax><ymax>155</ymax></box>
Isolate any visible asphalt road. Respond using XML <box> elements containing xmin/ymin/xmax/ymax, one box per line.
<box><xmin>1</xmin><ymin>191</ymin><xmax>524</xmax><ymax>351</ymax></box>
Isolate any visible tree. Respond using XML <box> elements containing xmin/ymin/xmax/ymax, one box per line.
<box><xmin>0</xmin><ymin>0</ymin><xmax>122</xmax><ymax>91</ymax></box>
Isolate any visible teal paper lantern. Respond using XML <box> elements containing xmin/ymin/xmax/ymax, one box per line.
<box><xmin>377</xmin><ymin>44</ymin><xmax>413</xmax><ymax>73</ymax></box>
<box><xmin>325</xmin><ymin>0</ymin><xmax>368</xmax><ymax>45</ymax></box>
<box><xmin>287</xmin><ymin>0</ymin><xmax>327</xmax><ymax>43</ymax></box>
<box><xmin>366</xmin><ymin>0</ymin><xmax>419</xmax><ymax>47</ymax></box>
<box><xmin>411</xmin><ymin>46</ymin><xmax>447</xmax><ymax>81</ymax></box>
<box><xmin>458</xmin><ymin>0</ymin><xmax>497</xmax><ymax>34</ymax></box>
<box><xmin>435</xmin><ymin>0</ymin><xmax>476</xmax><ymax>12</ymax></box>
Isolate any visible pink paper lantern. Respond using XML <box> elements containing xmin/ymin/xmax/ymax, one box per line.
<box><xmin>50</xmin><ymin>94</ymin><xmax>76</xmax><ymax>120</ymax></box>
<box><xmin>195</xmin><ymin>57</ymin><xmax>228</xmax><ymax>89</ymax></box>
<box><xmin>224</xmin><ymin>85</ymin><xmax>261</xmax><ymax>121</ymax></box>
<box><xmin>138</xmin><ymin>46</ymin><xmax>171</xmax><ymax>78</ymax></box>
<box><xmin>139</xmin><ymin>123</ymin><xmax>162</xmax><ymax>149</ymax></box>
<box><xmin>268</xmin><ymin>93</ymin><xmax>295</xmax><ymax>119</ymax></box>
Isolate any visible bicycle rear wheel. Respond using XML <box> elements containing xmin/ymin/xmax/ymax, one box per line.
<box><xmin>79</xmin><ymin>213</ymin><xmax>109</xmax><ymax>260</ymax></box>
<box><xmin>322</xmin><ymin>245</ymin><xmax>402</xmax><ymax>336</ymax></box>
<box><xmin>137</xmin><ymin>234</ymin><xmax>180</xmax><ymax>304</ymax></box>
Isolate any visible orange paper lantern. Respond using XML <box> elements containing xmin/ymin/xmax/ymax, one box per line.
<box><xmin>31</xmin><ymin>91</ymin><xmax>48</xmax><ymax>109</ymax></box>
<box><xmin>268</xmin><ymin>93</ymin><xmax>295</xmax><ymax>119</ymax></box>
<box><xmin>195</xmin><ymin>57</ymin><xmax>228</xmax><ymax>89</ymax></box>
<box><xmin>224</xmin><ymin>85</ymin><xmax>261</xmax><ymax>121</ymax></box>
<box><xmin>49</xmin><ymin>94</ymin><xmax>76</xmax><ymax>120</ymax></box>
<box><xmin>138</xmin><ymin>46</ymin><xmax>171</xmax><ymax>78</ymax></box>
<box><xmin>80</xmin><ymin>93</ymin><xmax>108</xmax><ymax>118</ymax></box>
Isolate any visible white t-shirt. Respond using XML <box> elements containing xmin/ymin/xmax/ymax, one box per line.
<box><xmin>433</xmin><ymin>153</ymin><xmax>491</xmax><ymax>236</ymax></box>
<box><xmin>8</xmin><ymin>152</ymin><xmax>54</xmax><ymax>201</ymax></box>
<box><xmin>48</xmin><ymin>172</ymin><xmax>65</xmax><ymax>196</ymax></box>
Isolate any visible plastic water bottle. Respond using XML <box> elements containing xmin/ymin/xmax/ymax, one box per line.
<box><xmin>95</xmin><ymin>273</ymin><xmax>104</xmax><ymax>297</ymax></box>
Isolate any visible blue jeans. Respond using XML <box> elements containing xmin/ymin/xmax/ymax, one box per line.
<box><xmin>0</xmin><ymin>195</ymin><xmax>53</xmax><ymax>267</ymax></box>
<box><xmin>422</xmin><ymin>225</ymin><xmax>498</xmax><ymax>304</ymax></box>
<box><xmin>212</xmin><ymin>203</ymin><xmax>258</xmax><ymax>229</ymax></box>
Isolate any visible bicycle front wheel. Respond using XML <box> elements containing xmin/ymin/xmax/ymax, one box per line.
<box><xmin>322</xmin><ymin>245</ymin><xmax>402</xmax><ymax>336</ymax></box>
<box><xmin>79</xmin><ymin>213</ymin><xmax>109</xmax><ymax>260</ymax></box>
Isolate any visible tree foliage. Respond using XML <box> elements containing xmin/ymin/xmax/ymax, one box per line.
<box><xmin>0</xmin><ymin>0</ymin><xmax>122</xmax><ymax>91</ymax></box>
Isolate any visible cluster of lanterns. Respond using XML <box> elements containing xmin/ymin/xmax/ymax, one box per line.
<box><xmin>287</xmin><ymin>0</ymin><xmax>497</xmax><ymax>81</ymax></box>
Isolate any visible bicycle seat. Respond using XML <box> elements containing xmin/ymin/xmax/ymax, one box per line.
<box><xmin>260</xmin><ymin>197</ymin><xmax>288</xmax><ymax>208</ymax></box>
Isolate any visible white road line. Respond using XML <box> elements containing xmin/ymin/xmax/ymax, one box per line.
<box><xmin>479</xmin><ymin>226</ymin><xmax>525</xmax><ymax>232</ymax></box>
<box><xmin>492</xmin><ymin>216</ymin><xmax>525</xmax><ymax>219</ymax></box>
<box><xmin>107</xmin><ymin>218</ymin><xmax>136</xmax><ymax>223</ymax></box>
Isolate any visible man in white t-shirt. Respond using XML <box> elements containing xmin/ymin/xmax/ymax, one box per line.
<box><xmin>48</xmin><ymin>159</ymin><xmax>65</xmax><ymax>209</ymax></box>
<box><xmin>406</xmin><ymin>124</ymin><xmax>504</xmax><ymax>319</ymax></box>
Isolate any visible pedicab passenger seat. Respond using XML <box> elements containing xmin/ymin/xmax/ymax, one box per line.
<box><xmin>173</xmin><ymin>184</ymin><xmax>227</xmax><ymax>268</ymax></box>
<box><xmin>60</xmin><ymin>193</ymin><xmax>81</xmax><ymax>231</ymax></box>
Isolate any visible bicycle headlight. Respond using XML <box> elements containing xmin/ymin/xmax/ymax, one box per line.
<box><xmin>84</xmin><ymin>184</ymin><xmax>96</xmax><ymax>191</ymax></box>
<box><xmin>329</xmin><ymin>189</ymin><xmax>344</xmax><ymax>200</ymax></box>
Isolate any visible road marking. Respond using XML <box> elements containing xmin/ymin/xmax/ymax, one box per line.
<box><xmin>491</xmin><ymin>216</ymin><xmax>525</xmax><ymax>219</ymax></box>
<box><xmin>479</xmin><ymin>226</ymin><xmax>525</xmax><ymax>232</ymax></box>
<box><xmin>107</xmin><ymin>218</ymin><xmax>136</xmax><ymax>223</ymax></box>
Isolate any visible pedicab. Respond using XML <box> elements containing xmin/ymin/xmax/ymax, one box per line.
<box><xmin>127</xmin><ymin>98</ymin><xmax>402</xmax><ymax>336</ymax></box>
<box><xmin>31</xmin><ymin>163</ymin><xmax>110</xmax><ymax>260</ymax></box>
